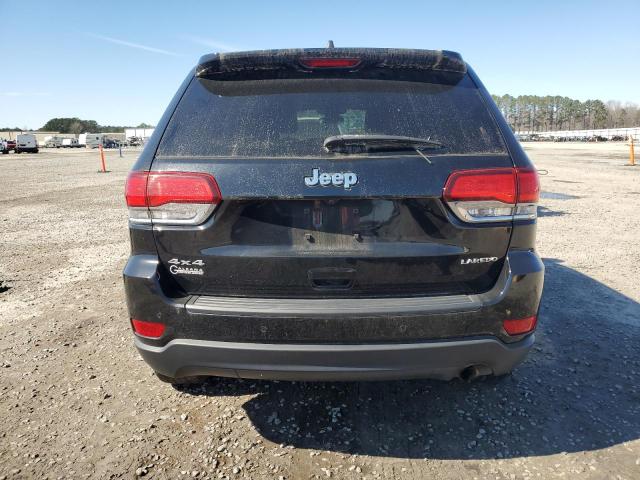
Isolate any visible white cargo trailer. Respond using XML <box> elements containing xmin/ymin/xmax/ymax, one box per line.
<box><xmin>62</xmin><ymin>138</ymin><xmax>80</xmax><ymax>148</ymax></box>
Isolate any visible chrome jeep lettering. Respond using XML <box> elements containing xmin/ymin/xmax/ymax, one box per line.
<box><xmin>305</xmin><ymin>168</ymin><xmax>358</xmax><ymax>189</ymax></box>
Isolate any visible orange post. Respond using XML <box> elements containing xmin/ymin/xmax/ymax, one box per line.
<box><xmin>99</xmin><ymin>144</ymin><xmax>107</xmax><ymax>172</ymax></box>
<box><xmin>630</xmin><ymin>136</ymin><xmax>636</xmax><ymax>166</ymax></box>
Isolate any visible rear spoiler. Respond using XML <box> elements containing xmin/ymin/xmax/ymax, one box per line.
<box><xmin>196</xmin><ymin>48</ymin><xmax>467</xmax><ymax>81</ymax></box>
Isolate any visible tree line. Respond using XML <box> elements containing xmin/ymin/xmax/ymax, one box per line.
<box><xmin>492</xmin><ymin>95</ymin><xmax>640</xmax><ymax>132</ymax></box>
<box><xmin>4</xmin><ymin>101</ymin><xmax>640</xmax><ymax>134</ymax></box>
<box><xmin>36</xmin><ymin>118</ymin><xmax>154</xmax><ymax>134</ymax></box>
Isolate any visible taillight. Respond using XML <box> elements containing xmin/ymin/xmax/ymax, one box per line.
<box><xmin>125</xmin><ymin>171</ymin><xmax>148</xmax><ymax>207</ymax></box>
<box><xmin>503</xmin><ymin>315</ymin><xmax>537</xmax><ymax>335</ymax></box>
<box><xmin>515</xmin><ymin>168</ymin><xmax>540</xmax><ymax>203</ymax></box>
<box><xmin>299</xmin><ymin>57</ymin><xmax>361</xmax><ymax>68</ymax></box>
<box><xmin>131</xmin><ymin>319</ymin><xmax>166</xmax><ymax>338</ymax></box>
<box><xmin>125</xmin><ymin>171</ymin><xmax>221</xmax><ymax>225</ymax></box>
<box><xmin>443</xmin><ymin>167</ymin><xmax>539</xmax><ymax>223</ymax></box>
<box><xmin>514</xmin><ymin>168</ymin><xmax>540</xmax><ymax>219</ymax></box>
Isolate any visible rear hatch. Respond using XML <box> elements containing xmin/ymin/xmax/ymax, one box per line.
<box><xmin>147</xmin><ymin>49</ymin><xmax>515</xmax><ymax>298</ymax></box>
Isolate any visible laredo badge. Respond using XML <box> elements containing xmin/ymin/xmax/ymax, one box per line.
<box><xmin>460</xmin><ymin>257</ymin><xmax>498</xmax><ymax>265</ymax></box>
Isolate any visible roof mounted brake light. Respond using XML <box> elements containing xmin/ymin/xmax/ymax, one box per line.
<box><xmin>299</xmin><ymin>57</ymin><xmax>361</xmax><ymax>69</ymax></box>
<box><xmin>196</xmin><ymin>49</ymin><xmax>466</xmax><ymax>80</ymax></box>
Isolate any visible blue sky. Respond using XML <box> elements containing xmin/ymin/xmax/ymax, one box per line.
<box><xmin>2</xmin><ymin>0</ymin><xmax>638</xmax><ymax>129</ymax></box>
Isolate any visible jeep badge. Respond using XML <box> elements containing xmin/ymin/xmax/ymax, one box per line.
<box><xmin>304</xmin><ymin>168</ymin><xmax>358</xmax><ymax>189</ymax></box>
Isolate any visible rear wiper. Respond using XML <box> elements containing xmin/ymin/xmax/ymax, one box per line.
<box><xmin>323</xmin><ymin>135</ymin><xmax>444</xmax><ymax>157</ymax></box>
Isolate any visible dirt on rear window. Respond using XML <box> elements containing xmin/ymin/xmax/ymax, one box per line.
<box><xmin>157</xmin><ymin>77</ymin><xmax>506</xmax><ymax>158</ymax></box>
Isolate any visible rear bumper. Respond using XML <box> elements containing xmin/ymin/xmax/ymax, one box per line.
<box><xmin>136</xmin><ymin>334</ymin><xmax>534</xmax><ymax>381</ymax></box>
<box><xmin>124</xmin><ymin>249</ymin><xmax>543</xmax><ymax>381</ymax></box>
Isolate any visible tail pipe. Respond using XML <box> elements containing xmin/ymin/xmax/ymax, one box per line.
<box><xmin>460</xmin><ymin>364</ymin><xmax>493</xmax><ymax>381</ymax></box>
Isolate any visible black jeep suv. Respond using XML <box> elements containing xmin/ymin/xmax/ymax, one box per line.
<box><xmin>123</xmin><ymin>48</ymin><xmax>544</xmax><ymax>384</ymax></box>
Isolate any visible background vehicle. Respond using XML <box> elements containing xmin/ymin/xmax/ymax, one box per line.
<box><xmin>85</xmin><ymin>133</ymin><xmax>103</xmax><ymax>148</ymax></box>
<box><xmin>15</xmin><ymin>133</ymin><xmax>38</xmax><ymax>153</ymax></box>
<box><xmin>128</xmin><ymin>136</ymin><xmax>143</xmax><ymax>147</ymax></box>
<box><xmin>2</xmin><ymin>139</ymin><xmax>16</xmax><ymax>153</ymax></box>
<box><xmin>45</xmin><ymin>136</ymin><xmax>64</xmax><ymax>148</ymax></box>
<box><xmin>124</xmin><ymin>48</ymin><xmax>544</xmax><ymax>384</ymax></box>
<box><xmin>103</xmin><ymin>138</ymin><xmax>120</xmax><ymax>149</ymax></box>
<box><xmin>62</xmin><ymin>138</ymin><xmax>80</xmax><ymax>148</ymax></box>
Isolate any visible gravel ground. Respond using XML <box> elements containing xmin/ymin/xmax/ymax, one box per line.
<box><xmin>1</xmin><ymin>143</ymin><xmax>639</xmax><ymax>479</ymax></box>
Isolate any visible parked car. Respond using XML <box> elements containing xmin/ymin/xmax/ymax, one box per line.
<box><xmin>2</xmin><ymin>139</ymin><xmax>16</xmax><ymax>153</ymax></box>
<box><xmin>124</xmin><ymin>47</ymin><xmax>544</xmax><ymax>385</ymax></box>
<box><xmin>103</xmin><ymin>138</ymin><xmax>120</xmax><ymax>149</ymax></box>
<box><xmin>15</xmin><ymin>134</ymin><xmax>38</xmax><ymax>153</ymax></box>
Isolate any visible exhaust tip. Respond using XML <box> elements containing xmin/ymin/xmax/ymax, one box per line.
<box><xmin>460</xmin><ymin>364</ymin><xmax>492</xmax><ymax>381</ymax></box>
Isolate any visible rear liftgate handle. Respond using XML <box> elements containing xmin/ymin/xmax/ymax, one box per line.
<box><xmin>308</xmin><ymin>267</ymin><xmax>356</xmax><ymax>290</ymax></box>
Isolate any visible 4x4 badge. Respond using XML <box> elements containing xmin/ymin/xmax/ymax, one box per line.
<box><xmin>167</xmin><ymin>258</ymin><xmax>205</xmax><ymax>275</ymax></box>
<box><xmin>304</xmin><ymin>168</ymin><xmax>358</xmax><ymax>190</ymax></box>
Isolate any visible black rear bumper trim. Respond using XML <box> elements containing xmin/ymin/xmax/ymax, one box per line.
<box><xmin>185</xmin><ymin>251</ymin><xmax>520</xmax><ymax>316</ymax></box>
<box><xmin>188</xmin><ymin>292</ymin><xmax>478</xmax><ymax>316</ymax></box>
<box><xmin>135</xmin><ymin>334</ymin><xmax>534</xmax><ymax>381</ymax></box>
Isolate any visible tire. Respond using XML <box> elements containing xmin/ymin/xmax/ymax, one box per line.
<box><xmin>155</xmin><ymin>372</ymin><xmax>206</xmax><ymax>386</ymax></box>
<box><xmin>34</xmin><ymin>149</ymin><xmax>39</xmax><ymax>153</ymax></box>
<box><xmin>15</xmin><ymin>149</ymin><xmax>21</xmax><ymax>154</ymax></box>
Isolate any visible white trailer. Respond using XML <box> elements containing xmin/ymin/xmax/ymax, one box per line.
<box><xmin>62</xmin><ymin>138</ymin><xmax>79</xmax><ymax>148</ymax></box>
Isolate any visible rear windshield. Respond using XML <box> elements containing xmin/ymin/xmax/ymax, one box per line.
<box><xmin>157</xmin><ymin>76</ymin><xmax>506</xmax><ymax>157</ymax></box>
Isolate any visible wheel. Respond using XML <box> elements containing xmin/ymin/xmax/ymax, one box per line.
<box><xmin>155</xmin><ymin>372</ymin><xmax>205</xmax><ymax>386</ymax></box>
<box><xmin>34</xmin><ymin>149</ymin><xmax>38</xmax><ymax>153</ymax></box>
<box><xmin>15</xmin><ymin>149</ymin><xmax>21</xmax><ymax>154</ymax></box>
